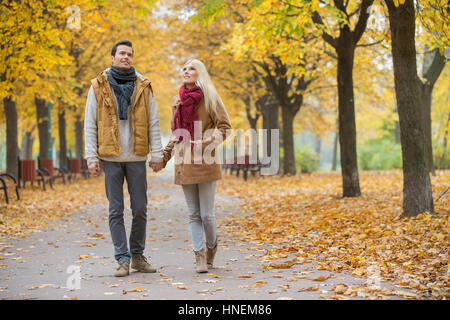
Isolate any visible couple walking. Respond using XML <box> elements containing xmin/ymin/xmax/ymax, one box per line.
<box><xmin>84</xmin><ymin>40</ymin><xmax>231</xmax><ymax>277</ymax></box>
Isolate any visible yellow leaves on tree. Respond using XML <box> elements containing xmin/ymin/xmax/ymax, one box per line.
<box><xmin>393</xmin><ymin>0</ymin><xmax>406</xmax><ymax>7</ymax></box>
<box><xmin>0</xmin><ymin>0</ymin><xmax>73</xmax><ymax>101</ymax></box>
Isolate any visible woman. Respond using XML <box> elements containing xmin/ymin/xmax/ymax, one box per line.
<box><xmin>161</xmin><ymin>59</ymin><xmax>231</xmax><ymax>273</ymax></box>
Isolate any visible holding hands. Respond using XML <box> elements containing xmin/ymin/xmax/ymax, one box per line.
<box><xmin>88</xmin><ymin>162</ymin><xmax>101</xmax><ymax>176</ymax></box>
<box><xmin>149</xmin><ymin>161</ymin><xmax>164</xmax><ymax>172</ymax></box>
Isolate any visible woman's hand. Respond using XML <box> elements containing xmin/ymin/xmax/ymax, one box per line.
<box><xmin>172</xmin><ymin>95</ymin><xmax>181</xmax><ymax>108</ymax></box>
<box><xmin>190</xmin><ymin>136</ymin><xmax>214</xmax><ymax>148</ymax></box>
<box><xmin>149</xmin><ymin>161</ymin><xmax>164</xmax><ymax>172</ymax></box>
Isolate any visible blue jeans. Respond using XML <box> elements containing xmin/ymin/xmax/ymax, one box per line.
<box><xmin>104</xmin><ymin>161</ymin><xmax>147</xmax><ymax>264</ymax></box>
<box><xmin>182</xmin><ymin>181</ymin><xmax>218</xmax><ymax>252</ymax></box>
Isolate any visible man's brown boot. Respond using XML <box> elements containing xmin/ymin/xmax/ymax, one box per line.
<box><xmin>114</xmin><ymin>262</ymin><xmax>130</xmax><ymax>277</ymax></box>
<box><xmin>131</xmin><ymin>255</ymin><xmax>157</xmax><ymax>273</ymax></box>
<box><xmin>206</xmin><ymin>245</ymin><xmax>217</xmax><ymax>269</ymax></box>
<box><xmin>194</xmin><ymin>248</ymin><xmax>208</xmax><ymax>273</ymax></box>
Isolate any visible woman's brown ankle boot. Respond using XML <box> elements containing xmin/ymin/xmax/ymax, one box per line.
<box><xmin>194</xmin><ymin>248</ymin><xmax>208</xmax><ymax>273</ymax></box>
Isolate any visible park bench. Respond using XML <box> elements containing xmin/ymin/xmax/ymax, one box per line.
<box><xmin>0</xmin><ymin>171</ymin><xmax>20</xmax><ymax>204</ymax></box>
<box><xmin>57</xmin><ymin>158</ymin><xmax>87</xmax><ymax>183</ymax></box>
<box><xmin>18</xmin><ymin>158</ymin><xmax>51</xmax><ymax>190</ymax></box>
<box><xmin>56</xmin><ymin>158</ymin><xmax>82</xmax><ymax>184</ymax></box>
<box><xmin>81</xmin><ymin>159</ymin><xmax>91</xmax><ymax>179</ymax></box>
<box><xmin>67</xmin><ymin>158</ymin><xmax>82</xmax><ymax>181</ymax></box>
<box><xmin>38</xmin><ymin>158</ymin><xmax>67</xmax><ymax>186</ymax></box>
<box><xmin>223</xmin><ymin>155</ymin><xmax>261</xmax><ymax>181</ymax></box>
<box><xmin>58</xmin><ymin>165</ymin><xmax>72</xmax><ymax>183</ymax></box>
<box><xmin>80</xmin><ymin>159</ymin><xmax>104</xmax><ymax>178</ymax></box>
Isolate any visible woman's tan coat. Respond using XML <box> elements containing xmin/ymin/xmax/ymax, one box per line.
<box><xmin>163</xmin><ymin>95</ymin><xmax>231</xmax><ymax>185</ymax></box>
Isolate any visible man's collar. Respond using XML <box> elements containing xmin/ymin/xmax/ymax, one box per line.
<box><xmin>104</xmin><ymin>67</ymin><xmax>145</xmax><ymax>81</ymax></box>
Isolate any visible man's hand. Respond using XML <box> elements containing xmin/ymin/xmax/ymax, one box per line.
<box><xmin>149</xmin><ymin>161</ymin><xmax>164</xmax><ymax>172</ymax></box>
<box><xmin>88</xmin><ymin>162</ymin><xmax>101</xmax><ymax>176</ymax></box>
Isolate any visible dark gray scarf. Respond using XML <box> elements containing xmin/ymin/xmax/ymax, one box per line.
<box><xmin>107</xmin><ymin>66</ymin><xmax>136</xmax><ymax>120</ymax></box>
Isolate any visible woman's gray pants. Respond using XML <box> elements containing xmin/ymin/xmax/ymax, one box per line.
<box><xmin>182</xmin><ymin>181</ymin><xmax>218</xmax><ymax>252</ymax></box>
<box><xmin>103</xmin><ymin>161</ymin><xmax>147</xmax><ymax>264</ymax></box>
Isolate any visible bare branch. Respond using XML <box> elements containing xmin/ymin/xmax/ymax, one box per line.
<box><xmin>356</xmin><ymin>38</ymin><xmax>384</xmax><ymax>47</ymax></box>
<box><xmin>312</xmin><ymin>11</ymin><xmax>338</xmax><ymax>49</ymax></box>
<box><xmin>352</xmin><ymin>0</ymin><xmax>375</xmax><ymax>45</ymax></box>
<box><xmin>348</xmin><ymin>4</ymin><xmax>362</xmax><ymax>19</ymax></box>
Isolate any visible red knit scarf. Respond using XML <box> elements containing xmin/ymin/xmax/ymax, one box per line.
<box><xmin>172</xmin><ymin>84</ymin><xmax>203</xmax><ymax>143</ymax></box>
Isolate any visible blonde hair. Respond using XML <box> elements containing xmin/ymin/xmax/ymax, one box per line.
<box><xmin>183</xmin><ymin>59</ymin><xmax>225</xmax><ymax>116</ymax></box>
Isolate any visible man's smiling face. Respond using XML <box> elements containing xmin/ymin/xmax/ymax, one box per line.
<box><xmin>111</xmin><ymin>45</ymin><xmax>133</xmax><ymax>70</ymax></box>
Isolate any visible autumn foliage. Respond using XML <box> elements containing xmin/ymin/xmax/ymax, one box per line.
<box><xmin>218</xmin><ymin>171</ymin><xmax>449</xmax><ymax>299</ymax></box>
<box><xmin>0</xmin><ymin>0</ymin><xmax>449</xmax><ymax>301</ymax></box>
<box><xmin>0</xmin><ymin>177</ymin><xmax>105</xmax><ymax>238</ymax></box>
<box><xmin>2</xmin><ymin>170</ymin><xmax>447</xmax><ymax>299</ymax></box>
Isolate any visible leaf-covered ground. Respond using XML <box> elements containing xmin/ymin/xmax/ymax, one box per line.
<box><xmin>217</xmin><ymin>170</ymin><xmax>449</xmax><ymax>299</ymax></box>
<box><xmin>0</xmin><ymin>176</ymin><xmax>105</xmax><ymax>238</ymax></box>
<box><xmin>1</xmin><ymin>170</ymin><xmax>448</xmax><ymax>299</ymax></box>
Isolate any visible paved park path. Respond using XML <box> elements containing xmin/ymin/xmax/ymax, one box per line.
<box><xmin>0</xmin><ymin>171</ymin><xmax>402</xmax><ymax>300</ymax></box>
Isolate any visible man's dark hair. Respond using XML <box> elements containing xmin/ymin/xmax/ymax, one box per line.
<box><xmin>111</xmin><ymin>40</ymin><xmax>133</xmax><ymax>57</ymax></box>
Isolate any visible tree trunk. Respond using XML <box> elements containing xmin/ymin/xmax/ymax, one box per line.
<box><xmin>332</xmin><ymin>131</ymin><xmax>339</xmax><ymax>171</ymax></box>
<box><xmin>420</xmin><ymin>48</ymin><xmax>446</xmax><ymax>175</ymax></box>
<box><xmin>4</xmin><ymin>97</ymin><xmax>18</xmax><ymax>178</ymax></box>
<box><xmin>394</xmin><ymin>117</ymin><xmax>401</xmax><ymax>144</ymax></box>
<box><xmin>268</xmin><ymin>102</ymin><xmax>280</xmax><ymax>174</ymax></box>
<box><xmin>247</xmin><ymin>114</ymin><xmax>259</xmax><ymax>131</ymax></box>
<box><xmin>281</xmin><ymin>105</ymin><xmax>296</xmax><ymax>175</ymax></box>
<box><xmin>420</xmin><ymin>83</ymin><xmax>434</xmax><ymax>175</ymax></box>
<box><xmin>26</xmin><ymin>133</ymin><xmax>34</xmax><ymax>160</ymax></box>
<box><xmin>58</xmin><ymin>109</ymin><xmax>68</xmax><ymax>169</ymax></box>
<box><xmin>259</xmin><ymin>59</ymin><xmax>307</xmax><ymax>176</ymax></box>
<box><xmin>315</xmin><ymin>134</ymin><xmax>321</xmax><ymax>157</ymax></box>
<box><xmin>269</xmin><ymin>103</ymin><xmax>279</xmax><ymax>132</ymax></box>
<box><xmin>20</xmin><ymin>132</ymin><xmax>27</xmax><ymax>160</ymax></box>
<box><xmin>439</xmin><ymin>112</ymin><xmax>450</xmax><ymax>169</ymax></box>
<box><xmin>35</xmin><ymin>96</ymin><xmax>49</xmax><ymax>160</ymax></box>
<box><xmin>259</xmin><ymin>95</ymin><xmax>279</xmax><ymax>159</ymax></box>
<box><xmin>75</xmin><ymin>115</ymin><xmax>84</xmax><ymax>160</ymax></box>
<box><xmin>386</xmin><ymin>0</ymin><xmax>434</xmax><ymax>217</ymax></box>
<box><xmin>245</xmin><ymin>96</ymin><xmax>260</xmax><ymax>131</ymax></box>
<box><xmin>20</xmin><ymin>131</ymin><xmax>34</xmax><ymax>160</ymax></box>
<box><xmin>311</xmin><ymin>0</ymin><xmax>373</xmax><ymax>192</ymax></box>
<box><xmin>337</xmin><ymin>27</ymin><xmax>361</xmax><ymax>197</ymax></box>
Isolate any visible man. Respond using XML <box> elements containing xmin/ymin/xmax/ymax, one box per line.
<box><xmin>84</xmin><ymin>40</ymin><xmax>164</xmax><ymax>277</ymax></box>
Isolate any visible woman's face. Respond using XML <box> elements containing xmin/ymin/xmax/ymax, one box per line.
<box><xmin>182</xmin><ymin>63</ymin><xmax>198</xmax><ymax>87</ymax></box>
